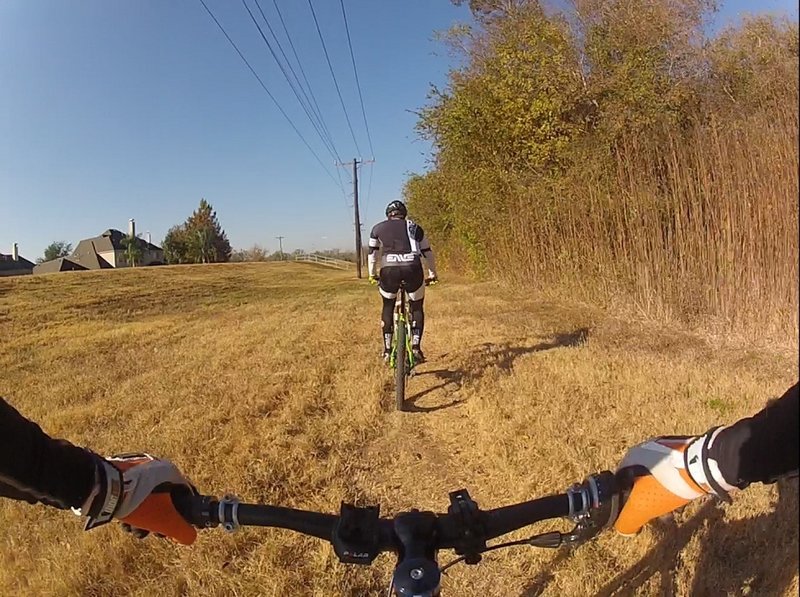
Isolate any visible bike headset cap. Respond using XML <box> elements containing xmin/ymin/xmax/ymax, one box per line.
<box><xmin>386</xmin><ymin>200</ymin><xmax>408</xmax><ymax>219</ymax></box>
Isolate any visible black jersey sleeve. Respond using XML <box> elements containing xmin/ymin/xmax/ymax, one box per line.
<box><xmin>413</xmin><ymin>223</ymin><xmax>425</xmax><ymax>243</ymax></box>
<box><xmin>0</xmin><ymin>398</ymin><xmax>97</xmax><ymax>509</ymax></box>
<box><xmin>368</xmin><ymin>224</ymin><xmax>381</xmax><ymax>254</ymax></box>
<box><xmin>710</xmin><ymin>383</ymin><xmax>799</xmax><ymax>488</ymax></box>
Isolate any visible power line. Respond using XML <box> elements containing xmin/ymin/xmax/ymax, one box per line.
<box><xmin>306</xmin><ymin>0</ymin><xmax>362</xmax><ymax>156</ymax></box>
<box><xmin>252</xmin><ymin>0</ymin><xmax>340</xmax><ymax>160</ymax></box>
<box><xmin>269</xmin><ymin>0</ymin><xmax>353</xmax><ymax>212</ymax></box>
<box><xmin>338</xmin><ymin>0</ymin><xmax>375</xmax><ymax>159</ymax></box>
<box><xmin>244</xmin><ymin>0</ymin><xmax>350</xmax><ymax>211</ymax></box>
<box><xmin>270</xmin><ymin>0</ymin><xmax>332</xmax><ymax>158</ymax></box>
<box><xmin>197</xmin><ymin>0</ymin><xmax>342</xmax><ymax>190</ymax></box>
<box><xmin>259</xmin><ymin>0</ymin><xmax>336</xmax><ymax>160</ymax></box>
<box><xmin>243</xmin><ymin>0</ymin><xmax>340</xmax><ymax>162</ymax></box>
<box><xmin>335</xmin><ymin>166</ymin><xmax>350</xmax><ymax>210</ymax></box>
<box><xmin>364</xmin><ymin>160</ymin><xmax>374</xmax><ymax>222</ymax></box>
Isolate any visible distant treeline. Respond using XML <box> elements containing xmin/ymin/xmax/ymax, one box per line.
<box><xmin>231</xmin><ymin>247</ymin><xmax>358</xmax><ymax>263</ymax></box>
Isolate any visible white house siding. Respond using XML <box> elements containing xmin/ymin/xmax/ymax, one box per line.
<box><xmin>98</xmin><ymin>250</ymin><xmax>117</xmax><ymax>267</ymax></box>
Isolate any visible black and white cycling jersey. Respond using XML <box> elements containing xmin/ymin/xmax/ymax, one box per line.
<box><xmin>367</xmin><ymin>218</ymin><xmax>437</xmax><ymax>277</ymax></box>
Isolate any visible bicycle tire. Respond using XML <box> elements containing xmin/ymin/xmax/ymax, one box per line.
<box><xmin>395</xmin><ymin>320</ymin><xmax>406</xmax><ymax>411</ymax></box>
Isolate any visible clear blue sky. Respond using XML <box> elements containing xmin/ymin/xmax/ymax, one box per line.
<box><xmin>1</xmin><ymin>0</ymin><xmax>796</xmax><ymax>260</ymax></box>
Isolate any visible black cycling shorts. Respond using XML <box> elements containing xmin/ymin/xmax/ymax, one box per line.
<box><xmin>379</xmin><ymin>264</ymin><xmax>424</xmax><ymax>298</ymax></box>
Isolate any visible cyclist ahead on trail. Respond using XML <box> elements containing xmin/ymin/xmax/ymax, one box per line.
<box><xmin>368</xmin><ymin>200</ymin><xmax>438</xmax><ymax>363</ymax></box>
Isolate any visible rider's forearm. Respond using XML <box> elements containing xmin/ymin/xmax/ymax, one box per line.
<box><xmin>419</xmin><ymin>237</ymin><xmax>437</xmax><ymax>277</ymax></box>
<box><xmin>367</xmin><ymin>251</ymin><xmax>379</xmax><ymax>277</ymax></box>
<box><xmin>709</xmin><ymin>383</ymin><xmax>799</xmax><ymax>488</ymax></box>
<box><xmin>367</xmin><ymin>235</ymin><xmax>380</xmax><ymax>278</ymax></box>
<box><xmin>0</xmin><ymin>398</ymin><xmax>97</xmax><ymax>509</ymax></box>
<box><xmin>422</xmin><ymin>250</ymin><xmax>437</xmax><ymax>277</ymax></box>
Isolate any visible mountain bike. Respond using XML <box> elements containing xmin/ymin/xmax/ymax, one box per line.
<box><xmin>390</xmin><ymin>278</ymin><xmax>437</xmax><ymax>411</ymax></box>
<box><xmin>175</xmin><ymin>471</ymin><xmax>620</xmax><ymax>596</ymax></box>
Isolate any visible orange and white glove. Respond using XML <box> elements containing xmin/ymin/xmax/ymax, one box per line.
<box><xmin>76</xmin><ymin>453</ymin><xmax>198</xmax><ymax>545</ymax></box>
<box><xmin>614</xmin><ymin>427</ymin><xmax>737</xmax><ymax>536</ymax></box>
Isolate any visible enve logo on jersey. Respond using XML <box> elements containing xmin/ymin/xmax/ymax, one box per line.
<box><xmin>386</xmin><ymin>253</ymin><xmax>417</xmax><ymax>263</ymax></box>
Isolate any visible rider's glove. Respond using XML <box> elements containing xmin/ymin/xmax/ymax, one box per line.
<box><xmin>76</xmin><ymin>453</ymin><xmax>198</xmax><ymax>545</ymax></box>
<box><xmin>614</xmin><ymin>427</ymin><xmax>736</xmax><ymax>536</ymax></box>
<box><xmin>426</xmin><ymin>275</ymin><xmax>439</xmax><ymax>286</ymax></box>
<box><xmin>368</xmin><ymin>275</ymin><xmax>379</xmax><ymax>285</ymax></box>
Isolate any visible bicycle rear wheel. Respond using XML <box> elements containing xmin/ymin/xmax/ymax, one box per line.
<box><xmin>395</xmin><ymin>321</ymin><xmax>406</xmax><ymax>411</ymax></box>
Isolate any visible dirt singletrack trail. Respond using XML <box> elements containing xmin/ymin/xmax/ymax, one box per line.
<box><xmin>0</xmin><ymin>263</ymin><xmax>797</xmax><ymax>596</ymax></box>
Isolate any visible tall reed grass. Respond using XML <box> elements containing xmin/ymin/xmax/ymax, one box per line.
<box><xmin>496</xmin><ymin>100</ymin><xmax>799</xmax><ymax>342</ymax></box>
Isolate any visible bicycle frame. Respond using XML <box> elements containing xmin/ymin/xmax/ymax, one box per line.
<box><xmin>389</xmin><ymin>281</ymin><xmax>415</xmax><ymax>372</ymax></box>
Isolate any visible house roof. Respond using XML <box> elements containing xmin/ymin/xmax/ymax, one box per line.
<box><xmin>0</xmin><ymin>253</ymin><xmax>35</xmax><ymax>271</ymax></box>
<box><xmin>82</xmin><ymin>252</ymin><xmax>111</xmax><ymax>269</ymax></box>
<box><xmin>70</xmin><ymin>243</ymin><xmax>113</xmax><ymax>269</ymax></box>
<box><xmin>32</xmin><ymin>257</ymin><xmax>88</xmax><ymax>275</ymax></box>
<box><xmin>78</xmin><ymin>229</ymin><xmax>162</xmax><ymax>253</ymax></box>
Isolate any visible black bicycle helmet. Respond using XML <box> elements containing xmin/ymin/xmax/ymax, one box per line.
<box><xmin>385</xmin><ymin>200</ymin><xmax>408</xmax><ymax>218</ymax></box>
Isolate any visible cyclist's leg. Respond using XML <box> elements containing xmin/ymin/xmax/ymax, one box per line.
<box><xmin>405</xmin><ymin>265</ymin><xmax>426</xmax><ymax>353</ymax></box>
<box><xmin>409</xmin><ymin>298</ymin><xmax>424</xmax><ymax>348</ymax></box>
<box><xmin>380</xmin><ymin>296</ymin><xmax>394</xmax><ymax>355</ymax></box>
<box><xmin>378</xmin><ymin>267</ymin><xmax>401</xmax><ymax>356</ymax></box>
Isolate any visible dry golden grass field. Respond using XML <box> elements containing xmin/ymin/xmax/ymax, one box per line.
<box><xmin>0</xmin><ymin>263</ymin><xmax>797</xmax><ymax>596</ymax></box>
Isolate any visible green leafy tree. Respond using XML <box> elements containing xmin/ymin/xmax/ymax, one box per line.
<box><xmin>408</xmin><ymin>0</ymin><xmax>787</xmax><ymax>275</ymax></box>
<box><xmin>37</xmin><ymin>241</ymin><xmax>72</xmax><ymax>264</ymax></box>
<box><xmin>163</xmin><ymin>225</ymin><xmax>190</xmax><ymax>264</ymax></box>
<box><xmin>121</xmin><ymin>233</ymin><xmax>143</xmax><ymax>267</ymax></box>
<box><xmin>408</xmin><ymin>0</ymin><xmax>796</xmax><ymax>338</ymax></box>
<box><xmin>702</xmin><ymin>16</ymin><xmax>799</xmax><ymax>118</ymax></box>
<box><xmin>162</xmin><ymin>199</ymin><xmax>232</xmax><ymax>264</ymax></box>
<box><xmin>411</xmin><ymin>4</ymin><xmax>590</xmax><ymax>271</ymax></box>
<box><xmin>190</xmin><ymin>226</ymin><xmax>214</xmax><ymax>264</ymax></box>
<box><xmin>185</xmin><ymin>199</ymin><xmax>232</xmax><ymax>263</ymax></box>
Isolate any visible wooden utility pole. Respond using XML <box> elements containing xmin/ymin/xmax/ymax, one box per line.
<box><xmin>352</xmin><ymin>158</ymin><xmax>363</xmax><ymax>278</ymax></box>
<box><xmin>275</xmin><ymin>236</ymin><xmax>285</xmax><ymax>261</ymax></box>
<box><xmin>337</xmin><ymin>158</ymin><xmax>374</xmax><ymax>278</ymax></box>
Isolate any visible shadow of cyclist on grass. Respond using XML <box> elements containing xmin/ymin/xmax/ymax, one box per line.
<box><xmin>406</xmin><ymin>328</ymin><xmax>590</xmax><ymax>409</ymax></box>
<box><xmin>687</xmin><ymin>478</ymin><xmax>798</xmax><ymax>596</ymax></box>
<box><xmin>569</xmin><ymin>478</ymin><xmax>799</xmax><ymax>597</ymax></box>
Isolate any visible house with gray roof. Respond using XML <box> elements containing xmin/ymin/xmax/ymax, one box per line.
<box><xmin>33</xmin><ymin>220</ymin><xmax>165</xmax><ymax>274</ymax></box>
<box><xmin>71</xmin><ymin>227</ymin><xmax>164</xmax><ymax>269</ymax></box>
<box><xmin>0</xmin><ymin>244</ymin><xmax>34</xmax><ymax>277</ymax></box>
<box><xmin>32</xmin><ymin>257</ymin><xmax>88</xmax><ymax>275</ymax></box>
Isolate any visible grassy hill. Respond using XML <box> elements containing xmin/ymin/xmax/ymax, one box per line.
<box><xmin>0</xmin><ymin>263</ymin><xmax>796</xmax><ymax>596</ymax></box>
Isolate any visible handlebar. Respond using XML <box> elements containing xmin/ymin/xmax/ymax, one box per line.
<box><xmin>174</xmin><ymin>471</ymin><xmax>620</xmax><ymax>595</ymax></box>
<box><xmin>176</xmin><ymin>491</ymin><xmax>571</xmax><ymax>550</ymax></box>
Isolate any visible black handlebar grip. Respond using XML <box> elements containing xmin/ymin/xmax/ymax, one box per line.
<box><xmin>590</xmin><ymin>471</ymin><xmax>621</xmax><ymax>530</ymax></box>
<box><xmin>172</xmin><ymin>493</ymin><xmax>218</xmax><ymax>528</ymax></box>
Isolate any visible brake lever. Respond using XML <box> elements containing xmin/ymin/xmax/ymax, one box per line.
<box><xmin>527</xmin><ymin>531</ymin><xmax>564</xmax><ymax>548</ymax></box>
